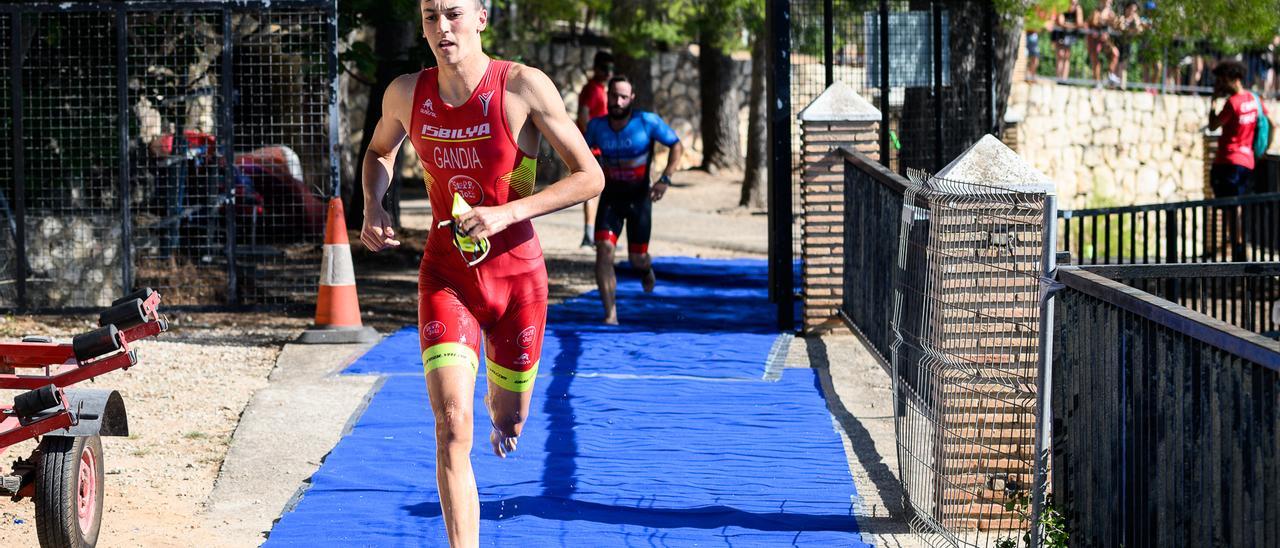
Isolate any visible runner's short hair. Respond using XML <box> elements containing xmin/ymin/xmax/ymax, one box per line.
<box><xmin>593</xmin><ymin>51</ymin><xmax>614</xmax><ymax>72</ymax></box>
<box><xmin>607</xmin><ymin>75</ymin><xmax>631</xmax><ymax>93</ymax></box>
<box><xmin>1212</xmin><ymin>60</ymin><xmax>1247</xmax><ymax>82</ymax></box>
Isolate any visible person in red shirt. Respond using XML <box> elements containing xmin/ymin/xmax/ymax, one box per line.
<box><xmin>1209</xmin><ymin>60</ymin><xmax>1271</xmax><ymax>196</ymax></box>
<box><xmin>1208</xmin><ymin>59</ymin><xmax>1273</xmax><ymax>260</ymax></box>
<box><xmin>358</xmin><ymin>1</ymin><xmax>604</xmax><ymax>544</ymax></box>
<box><xmin>576</xmin><ymin>51</ymin><xmax>613</xmax><ymax>247</ymax></box>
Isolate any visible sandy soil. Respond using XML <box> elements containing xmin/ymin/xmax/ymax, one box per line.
<box><xmin>0</xmin><ymin>168</ymin><xmax>770</xmax><ymax>546</ymax></box>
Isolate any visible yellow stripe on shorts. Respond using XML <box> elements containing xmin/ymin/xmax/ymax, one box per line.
<box><xmin>486</xmin><ymin>358</ymin><xmax>539</xmax><ymax>393</ymax></box>
<box><xmin>423</xmin><ymin>342</ymin><xmax>478</xmax><ymax>374</ymax></box>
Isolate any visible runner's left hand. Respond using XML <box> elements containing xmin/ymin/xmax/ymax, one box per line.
<box><xmin>456</xmin><ymin>205</ymin><xmax>517</xmax><ymax>239</ymax></box>
<box><xmin>651</xmin><ymin>177</ymin><xmax>670</xmax><ymax>202</ymax></box>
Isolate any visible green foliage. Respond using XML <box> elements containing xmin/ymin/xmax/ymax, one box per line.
<box><xmin>338</xmin><ymin>0</ymin><xmax>427</xmax><ymax>81</ymax></box>
<box><xmin>1023</xmin><ymin>0</ymin><xmax>1070</xmax><ymax>31</ymax></box>
<box><xmin>606</xmin><ymin>0</ymin><xmax>697</xmax><ymax>58</ymax></box>
<box><xmin>995</xmin><ymin>493</ymin><xmax>1070</xmax><ymax>548</ymax></box>
<box><xmin>791</xmin><ymin>0</ymin><xmax>873</xmax><ymax>58</ymax></box>
<box><xmin>1142</xmin><ymin>0</ymin><xmax>1280</xmax><ymax>54</ymax></box>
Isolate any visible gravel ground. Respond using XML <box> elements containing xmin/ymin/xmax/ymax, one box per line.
<box><xmin>0</xmin><ymin>316</ymin><xmax>291</xmax><ymax>546</ymax></box>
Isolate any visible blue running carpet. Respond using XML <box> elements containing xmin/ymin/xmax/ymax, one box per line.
<box><xmin>267</xmin><ymin>257</ymin><xmax>871</xmax><ymax>547</ymax></box>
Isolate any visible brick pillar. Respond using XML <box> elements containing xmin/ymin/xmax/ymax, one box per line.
<box><xmin>797</xmin><ymin>83</ymin><xmax>881</xmax><ymax>334</ymax></box>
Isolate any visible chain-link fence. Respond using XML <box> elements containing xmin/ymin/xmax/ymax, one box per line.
<box><xmin>889</xmin><ymin>169</ymin><xmax>1054</xmax><ymax>546</ymax></box>
<box><xmin>0</xmin><ymin>0</ymin><xmax>336</xmax><ymax>311</ymax></box>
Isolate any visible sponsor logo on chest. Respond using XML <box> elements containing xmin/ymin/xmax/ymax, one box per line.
<box><xmin>448</xmin><ymin>174</ymin><xmax>485</xmax><ymax>205</ymax></box>
<box><xmin>421</xmin><ymin>122</ymin><xmax>492</xmax><ymax>142</ymax></box>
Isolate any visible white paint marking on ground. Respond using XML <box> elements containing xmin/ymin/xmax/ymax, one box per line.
<box><xmin>763</xmin><ymin>332</ymin><xmax>794</xmax><ymax>381</ymax></box>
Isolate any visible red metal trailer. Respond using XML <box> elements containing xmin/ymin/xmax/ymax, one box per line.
<box><xmin>0</xmin><ymin>288</ymin><xmax>167</xmax><ymax>547</ymax></box>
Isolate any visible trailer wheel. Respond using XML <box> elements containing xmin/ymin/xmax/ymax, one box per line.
<box><xmin>35</xmin><ymin>435</ymin><xmax>103</xmax><ymax>548</ymax></box>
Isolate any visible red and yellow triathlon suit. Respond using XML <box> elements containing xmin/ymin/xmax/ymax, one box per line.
<box><xmin>408</xmin><ymin>60</ymin><xmax>546</xmax><ymax>393</ymax></box>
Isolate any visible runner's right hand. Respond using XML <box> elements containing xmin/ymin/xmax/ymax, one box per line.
<box><xmin>361</xmin><ymin>206</ymin><xmax>401</xmax><ymax>252</ymax></box>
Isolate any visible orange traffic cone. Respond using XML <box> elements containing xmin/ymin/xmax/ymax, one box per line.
<box><xmin>297</xmin><ymin>197</ymin><xmax>379</xmax><ymax>344</ymax></box>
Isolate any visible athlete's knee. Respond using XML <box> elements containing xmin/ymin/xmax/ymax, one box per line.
<box><xmin>628</xmin><ymin>252</ymin><xmax>650</xmax><ymax>269</ymax></box>
<box><xmin>434</xmin><ymin>398</ymin><xmax>474</xmax><ymax>452</ymax></box>
<box><xmin>596</xmin><ymin>241</ymin><xmax>615</xmax><ymax>262</ymax></box>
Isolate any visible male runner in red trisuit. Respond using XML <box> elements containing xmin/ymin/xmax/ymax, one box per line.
<box><xmin>359</xmin><ymin>1</ymin><xmax>603</xmax><ymax>545</ymax></box>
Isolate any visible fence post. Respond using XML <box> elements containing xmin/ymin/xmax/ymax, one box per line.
<box><xmin>10</xmin><ymin>12</ymin><xmax>26</xmax><ymax>311</ymax></box>
<box><xmin>326</xmin><ymin>0</ymin><xmax>340</xmax><ymax>199</ymax></box>
<box><xmin>116</xmin><ymin>7</ymin><xmax>133</xmax><ymax>295</ymax></box>
<box><xmin>1031</xmin><ymin>194</ymin><xmax>1060</xmax><ymax>548</ymax></box>
<box><xmin>931</xmin><ymin>0</ymin><xmax>943</xmax><ymax>172</ymax></box>
<box><xmin>766</xmin><ymin>0</ymin><xmax>794</xmax><ymax>331</ymax></box>
<box><xmin>798</xmin><ymin>83</ymin><xmax>881</xmax><ymax>333</ymax></box>
<box><xmin>220</xmin><ymin>7</ymin><xmax>239</xmax><ymax>305</ymax></box>
<box><xmin>878</xmin><ymin>0</ymin><xmax>889</xmax><ymax>165</ymax></box>
<box><xmin>823</xmin><ymin>0</ymin><xmax>833</xmax><ymax>88</ymax></box>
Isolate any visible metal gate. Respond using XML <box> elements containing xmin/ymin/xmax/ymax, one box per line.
<box><xmin>0</xmin><ymin>0</ymin><xmax>338</xmax><ymax>310</ymax></box>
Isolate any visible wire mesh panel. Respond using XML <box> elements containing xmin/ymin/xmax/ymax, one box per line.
<box><xmin>889</xmin><ymin>170</ymin><xmax>1050</xmax><ymax>546</ymax></box>
<box><xmin>127</xmin><ymin>9</ymin><xmax>232</xmax><ymax>306</ymax></box>
<box><xmin>0</xmin><ymin>1</ymin><xmax>336</xmax><ymax>310</ymax></box>
<box><xmin>17</xmin><ymin>10</ymin><xmax>123</xmax><ymax>309</ymax></box>
<box><xmin>0</xmin><ymin>15</ymin><xmax>14</xmax><ymax>307</ymax></box>
<box><xmin>228</xmin><ymin>7</ymin><xmax>331</xmax><ymax>304</ymax></box>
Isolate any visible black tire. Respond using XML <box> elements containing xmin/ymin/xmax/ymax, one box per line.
<box><xmin>35</xmin><ymin>435</ymin><xmax>104</xmax><ymax>548</ymax></box>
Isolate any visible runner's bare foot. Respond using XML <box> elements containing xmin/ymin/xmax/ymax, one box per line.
<box><xmin>641</xmin><ymin>267</ymin><xmax>656</xmax><ymax>293</ymax></box>
<box><xmin>490</xmin><ymin>426</ymin><xmax>518</xmax><ymax>458</ymax></box>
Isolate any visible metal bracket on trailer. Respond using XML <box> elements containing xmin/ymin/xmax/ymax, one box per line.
<box><xmin>43</xmin><ymin>389</ymin><xmax>128</xmax><ymax>438</ymax></box>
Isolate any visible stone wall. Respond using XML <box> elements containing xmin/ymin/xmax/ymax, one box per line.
<box><xmin>24</xmin><ymin>215</ymin><xmax>124</xmax><ymax>307</ymax></box>
<box><xmin>1009</xmin><ymin>81</ymin><xmax>1280</xmax><ymax>208</ymax></box>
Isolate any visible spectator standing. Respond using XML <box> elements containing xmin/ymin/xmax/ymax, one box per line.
<box><xmin>1052</xmin><ymin>0</ymin><xmax>1085</xmax><ymax>79</ymax></box>
<box><xmin>1114</xmin><ymin>2</ymin><xmax>1146</xmax><ymax>88</ymax></box>
<box><xmin>1088</xmin><ymin>0</ymin><xmax>1121</xmax><ymax>86</ymax></box>
<box><xmin>1208</xmin><ymin>60</ymin><xmax>1273</xmax><ymax>259</ymax></box>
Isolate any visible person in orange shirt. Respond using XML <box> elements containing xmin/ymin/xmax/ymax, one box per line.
<box><xmin>576</xmin><ymin>50</ymin><xmax>613</xmax><ymax>247</ymax></box>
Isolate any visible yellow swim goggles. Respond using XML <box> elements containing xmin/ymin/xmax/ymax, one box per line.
<box><xmin>436</xmin><ymin>193</ymin><xmax>491</xmax><ymax>267</ymax></box>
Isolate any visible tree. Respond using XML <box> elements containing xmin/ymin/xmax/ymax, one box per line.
<box><xmin>741</xmin><ymin>4</ymin><xmax>768</xmax><ymax>208</ymax></box>
<box><xmin>689</xmin><ymin>1</ymin><xmax>756</xmax><ymax>174</ymax></box>
<box><xmin>338</xmin><ymin>0</ymin><xmax>434</xmax><ymax>228</ymax></box>
<box><xmin>606</xmin><ymin>0</ymin><xmax>694</xmax><ymax>108</ymax></box>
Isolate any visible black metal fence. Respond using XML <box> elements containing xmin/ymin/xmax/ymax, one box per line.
<box><xmin>839</xmin><ymin>148</ymin><xmax>904</xmax><ymax>362</ymax></box>
<box><xmin>0</xmin><ymin>0</ymin><xmax>337</xmax><ymax>311</ymax></box>
<box><xmin>1058</xmin><ymin>192</ymin><xmax>1280</xmax><ymax>265</ymax></box>
<box><xmin>1052</xmin><ymin>266</ymin><xmax>1280</xmax><ymax>547</ymax></box>
<box><xmin>1079</xmin><ymin>263</ymin><xmax>1280</xmax><ymax>338</ymax></box>
<box><xmin>790</xmin><ymin>0</ymin><xmax>997</xmax><ymax>174</ymax></box>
